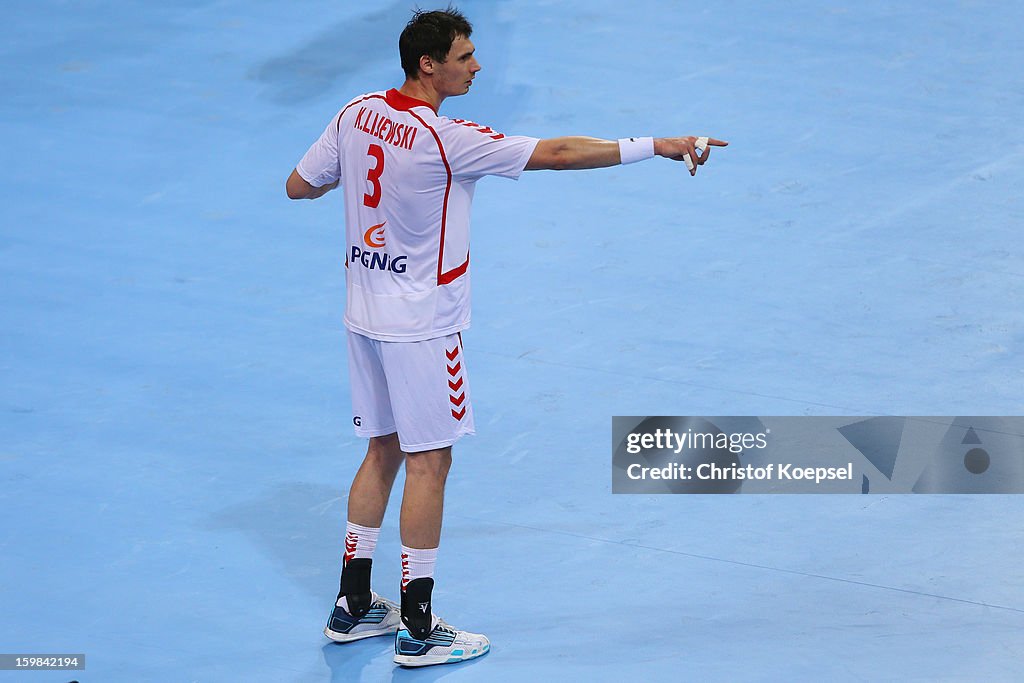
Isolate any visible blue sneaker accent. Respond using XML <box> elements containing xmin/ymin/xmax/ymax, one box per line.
<box><xmin>328</xmin><ymin>605</ymin><xmax>359</xmax><ymax>633</ymax></box>
<box><xmin>324</xmin><ymin>593</ymin><xmax>400</xmax><ymax>643</ymax></box>
<box><xmin>393</xmin><ymin>618</ymin><xmax>490</xmax><ymax>667</ymax></box>
<box><xmin>396</xmin><ymin>630</ymin><xmax>427</xmax><ymax>656</ymax></box>
<box><xmin>329</xmin><ymin>604</ymin><xmax>389</xmax><ymax>633</ymax></box>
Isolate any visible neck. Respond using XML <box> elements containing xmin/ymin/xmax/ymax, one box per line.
<box><xmin>399</xmin><ymin>78</ymin><xmax>444</xmax><ymax>112</ymax></box>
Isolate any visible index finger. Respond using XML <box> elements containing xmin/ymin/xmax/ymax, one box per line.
<box><xmin>707</xmin><ymin>138</ymin><xmax>729</xmax><ymax>146</ymax></box>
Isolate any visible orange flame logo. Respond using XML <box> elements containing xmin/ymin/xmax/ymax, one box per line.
<box><xmin>363</xmin><ymin>221</ymin><xmax>386</xmax><ymax>248</ymax></box>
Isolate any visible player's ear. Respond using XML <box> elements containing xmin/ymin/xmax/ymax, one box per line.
<box><xmin>419</xmin><ymin>54</ymin><xmax>434</xmax><ymax>75</ymax></box>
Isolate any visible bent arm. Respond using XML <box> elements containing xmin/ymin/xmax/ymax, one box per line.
<box><xmin>286</xmin><ymin>168</ymin><xmax>338</xmax><ymax>200</ymax></box>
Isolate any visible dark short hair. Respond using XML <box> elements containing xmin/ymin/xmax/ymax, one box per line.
<box><xmin>399</xmin><ymin>7</ymin><xmax>473</xmax><ymax>79</ymax></box>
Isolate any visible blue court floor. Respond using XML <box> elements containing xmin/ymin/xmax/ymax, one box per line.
<box><xmin>2</xmin><ymin>1</ymin><xmax>1023</xmax><ymax>681</ymax></box>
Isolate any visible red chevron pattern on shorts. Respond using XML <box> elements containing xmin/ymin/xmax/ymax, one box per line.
<box><xmin>446</xmin><ymin>344</ymin><xmax>466</xmax><ymax>420</ymax></box>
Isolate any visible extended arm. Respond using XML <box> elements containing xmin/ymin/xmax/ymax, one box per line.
<box><xmin>525</xmin><ymin>135</ymin><xmax>728</xmax><ymax>175</ymax></box>
<box><xmin>524</xmin><ymin>137</ymin><xmax>621</xmax><ymax>171</ymax></box>
<box><xmin>286</xmin><ymin>168</ymin><xmax>339</xmax><ymax>200</ymax></box>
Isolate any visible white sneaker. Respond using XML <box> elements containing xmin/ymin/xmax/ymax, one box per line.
<box><xmin>393</xmin><ymin>616</ymin><xmax>490</xmax><ymax>667</ymax></box>
<box><xmin>324</xmin><ymin>592</ymin><xmax>400</xmax><ymax>643</ymax></box>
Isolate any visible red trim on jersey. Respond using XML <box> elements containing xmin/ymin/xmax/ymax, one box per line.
<box><xmin>405</xmin><ymin>108</ymin><xmax>460</xmax><ymax>286</ymax></box>
<box><xmin>336</xmin><ymin>94</ymin><xmax>386</xmax><ymax>271</ymax></box>
<box><xmin>337</xmin><ymin>93</ymin><xmax>384</xmax><ymax>132</ymax></box>
<box><xmin>339</xmin><ymin>91</ymin><xmax>465</xmax><ymax>287</ymax></box>
<box><xmin>385</xmin><ymin>88</ymin><xmax>437</xmax><ymax>114</ymax></box>
<box><xmin>438</xmin><ymin>255</ymin><xmax>468</xmax><ymax>284</ymax></box>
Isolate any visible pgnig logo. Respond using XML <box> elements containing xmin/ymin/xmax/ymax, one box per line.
<box><xmin>351</xmin><ymin>221</ymin><xmax>407</xmax><ymax>273</ymax></box>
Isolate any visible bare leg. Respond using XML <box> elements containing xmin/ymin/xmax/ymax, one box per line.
<box><xmin>394</xmin><ymin>443</ymin><xmax>491</xmax><ymax>660</ymax></box>
<box><xmin>347</xmin><ymin>432</ymin><xmax>405</xmax><ymax>527</ymax></box>
<box><xmin>400</xmin><ymin>446</ymin><xmax>452</xmax><ymax>549</ymax></box>
<box><xmin>398</xmin><ymin>446</ymin><xmax>452</xmax><ymax>638</ymax></box>
<box><xmin>333</xmin><ymin>433</ymin><xmax>405</xmax><ymax>621</ymax></box>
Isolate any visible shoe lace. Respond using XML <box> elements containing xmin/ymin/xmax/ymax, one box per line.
<box><xmin>371</xmin><ymin>592</ymin><xmax>399</xmax><ymax>610</ymax></box>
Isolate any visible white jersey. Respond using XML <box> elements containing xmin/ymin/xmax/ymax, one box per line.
<box><xmin>296</xmin><ymin>88</ymin><xmax>539</xmax><ymax>342</ymax></box>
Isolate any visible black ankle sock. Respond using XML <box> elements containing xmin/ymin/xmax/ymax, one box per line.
<box><xmin>339</xmin><ymin>558</ymin><xmax>372</xmax><ymax>619</ymax></box>
<box><xmin>401</xmin><ymin>577</ymin><xmax>434</xmax><ymax>640</ymax></box>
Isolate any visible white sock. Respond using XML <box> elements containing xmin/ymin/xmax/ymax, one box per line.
<box><xmin>338</xmin><ymin>522</ymin><xmax>381</xmax><ymax>614</ymax></box>
<box><xmin>401</xmin><ymin>546</ymin><xmax>440</xmax><ymax>630</ymax></box>
<box><xmin>344</xmin><ymin>521</ymin><xmax>380</xmax><ymax>563</ymax></box>
<box><xmin>400</xmin><ymin>545</ymin><xmax>438</xmax><ymax>591</ymax></box>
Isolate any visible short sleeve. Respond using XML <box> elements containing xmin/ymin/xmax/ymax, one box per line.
<box><xmin>441</xmin><ymin>118</ymin><xmax>539</xmax><ymax>182</ymax></box>
<box><xmin>296</xmin><ymin>113</ymin><xmax>343</xmax><ymax>188</ymax></box>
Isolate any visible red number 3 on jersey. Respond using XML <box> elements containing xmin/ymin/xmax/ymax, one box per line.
<box><xmin>363</xmin><ymin>143</ymin><xmax>384</xmax><ymax>208</ymax></box>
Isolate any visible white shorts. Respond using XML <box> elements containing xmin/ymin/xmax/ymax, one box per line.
<box><xmin>347</xmin><ymin>329</ymin><xmax>475</xmax><ymax>452</ymax></box>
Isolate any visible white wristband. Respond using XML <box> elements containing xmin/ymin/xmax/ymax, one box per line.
<box><xmin>618</xmin><ymin>137</ymin><xmax>655</xmax><ymax>165</ymax></box>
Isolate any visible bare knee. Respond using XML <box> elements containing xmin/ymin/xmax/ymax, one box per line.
<box><xmin>368</xmin><ymin>432</ymin><xmax>401</xmax><ymax>455</ymax></box>
<box><xmin>405</xmin><ymin>447</ymin><xmax>452</xmax><ymax>483</ymax></box>
<box><xmin>366</xmin><ymin>433</ymin><xmax>404</xmax><ymax>473</ymax></box>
